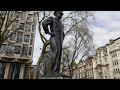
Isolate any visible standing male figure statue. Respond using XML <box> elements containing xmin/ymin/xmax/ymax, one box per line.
<box><xmin>42</xmin><ymin>11</ymin><xmax>64</xmax><ymax>76</ymax></box>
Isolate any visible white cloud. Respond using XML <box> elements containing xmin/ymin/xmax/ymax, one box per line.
<box><xmin>33</xmin><ymin>11</ymin><xmax>120</xmax><ymax>65</ymax></box>
<box><xmin>92</xmin><ymin>11</ymin><xmax>120</xmax><ymax>48</ymax></box>
<box><xmin>32</xmin><ymin>27</ymin><xmax>41</xmax><ymax>65</ymax></box>
<box><xmin>32</xmin><ymin>24</ymin><xmax>50</xmax><ymax>65</ymax></box>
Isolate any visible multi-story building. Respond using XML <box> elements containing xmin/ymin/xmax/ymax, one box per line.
<box><xmin>107</xmin><ymin>38</ymin><xmax>120</xmax><ymax>79</ymax></box>
<box><xmin>73</xmin><ymin>60</ymin><xmax>86</xmax><ymax>79</ymax></box>
<box><xmin>92</xmin><ymin>45</ymin><xmax>110</xmax><ymax>79</ymax></box>
<box><xmin>92</xmin><ymin>37</ymin><xmax>120</xmax><ymax>79</ymax></box>
<box><xmin>72</xmin><ymin>56</ymin><xmax>94</xmax><ymax>79</ymax></box>
<box><xmin>63</xmin><ymin>37</ymin><xmax>120</xmax><ymax>79</ymax></box>
<box><xmin>85</xmin><ymin>56</ymin><xmax>94</xmax><ymax>79</ymax></box>
<box><xmin>0</xmin><ymin>11</ymin><xmax>37</xmax><ymax>79</ymax></box>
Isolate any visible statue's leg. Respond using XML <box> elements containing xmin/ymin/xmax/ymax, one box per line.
<box><xmin>56</xmin><ymin>45</ymin><xmax>62</xmax><ymax>73</ymax></box>
<box><xmin>50</xmin><ymin>38</ymin><xmax>59</xmax><ymax>74</ymax></box>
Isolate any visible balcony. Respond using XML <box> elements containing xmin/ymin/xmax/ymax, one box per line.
<box><xmin>109</xmin><ymin>46</ymin><xmax>120</xmax><ymax>52</ymax></box>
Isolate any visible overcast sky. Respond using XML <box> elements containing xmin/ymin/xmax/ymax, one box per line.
<box><xmin>32</xmin><ymin>11</ymin><xmax>120</xmax><ymax>65</ymax></box>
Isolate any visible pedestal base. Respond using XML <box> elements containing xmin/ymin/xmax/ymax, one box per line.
<box><xmin>40</xmin><ymin>74</ymin><xmax>71</xmax><ymax>79</ymax></box>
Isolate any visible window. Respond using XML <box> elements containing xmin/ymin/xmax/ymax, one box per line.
<box><xmin>86</xmin><ymin>72</ymin><xmax>88</xmax><ymax>76</ymax></box>
<box><xmin>25</xmin><ymin>23</ymin><xmax>31</xmax><ymax>32</ymax></box>
<box><xmin>88</xmin><ymin>70</ymin><xmax>90</xmax><ymax>76</ymax></box>
<box><xmin>14</xmin><ymin>11</ymin><xmax>21</xmax><ymax>18</ymax></box>
<box><xmin>8</xmin><ymin>11</ymin><xmax>14</xmax><ymax>19</ymax></box>
<box><xmin>116</xmin><ymin>69</ymin><xmax>117</xmax><ymax>74</ymax></box>
<box><xmin>105</xmin><ymin>58</ymin><xmax>107</xmax><ymax>63</ymax></box>
<box><xmin>32</xmin><ymin>25</ymin><xmax>35</xmax><ymax>32</ymax></box>
<box><xmin>30</xmin><ymin>34</ymin><xmax>33</xmax><ymax>45</ymax></box>
<box><xmin>105</xmin><ymin>76</ymin><xmax>107</xmax><ymax>79</ymax></box>
<box><xmin>0</xmin><ymin>63</ymin><xmax>6</xmax><ymax>79</ymax></box>
<box><xmin>33</xmin><ymin>14</ymin><xmax>37</xmax><ymax>23</ymax></box>
<box><xmin>100</xmin><ymin>60</ymin><xmax>102</xmax><ymax>63</ymax></box>
<box><xmin>21</xmin><ymin>45</ymin><xmax>28</xmax><ymax>56</ymax></box>
<box><xmin>6</xmin><ymin>44</ymin><xmax>14</xmax><ymax>55</ymax></box>
<box><xmin>21</xmin><ymin>11</ymin><xmax>26</xmax><ymax>20</ymax></box>
<box><xmin>89</xmin><ymin>64</ymin><xmax>91</xmax><ymax>68</ymax></box>
<box><xmin>0</xmin><ymin>19</ymin><xmax>2</xmax><ymax>26</ymax></box>
<box><xmin>14</xmin><ymin>46</ymin><xmax>21</xmax><ymax>54</ymax></box>
<box><xmin>14</xmin><ymin>64</ymin><xmax>21</xmax><ymax>79</ymax></box>
<box><xmin>0</xmin><ymin>44</ymin><xmax>6</xmax><ymax>53</ymax></box>
<box><xmin>79</xmin><ymin>74</ymin><xmax>81</xmax><ymax>78</ymax></box>
<box><xmin>4</xmin><ymin>30</ymin><xmax>9</xmax><ymax>39</ymax></box>
<box><xmin>91</xmin><ymin>70</ymin><xmax>93</xmax><ymax>76</ymax></box>
<box><xmin>115</xmin><ymin>69</ymin><xmax>116</xmax><ymax>74</ymax></box>
<box><xmin>115</xmin><ymin>60</ymin><xmax>118</xmax><ymax>65</ymax></box>
<box><xmin>115</xmin><ymin>61</ymin><xmax>116</xmax><ymax>65</ymax></box>
<box><xmin>115</xmin><ymin>52</ymin><xmax>117</xmax><ymax>57</ymax></box>
<box><xmin>79</xmin><ymin>69</ymin><xmax>81</xmax><ymax>72</ymax></box>
<box><xmin>19</xmin><ymin>23</ymin><xmax>25</xmax><ymax>30</ymax></box>
<box><xmin>90</xmin><ymin>70</ymin><xmax>91</xmax><ymax>76</ymax></box>
<box><xmin>16</xmin><ymin>32</ymin><xmax>23</xmax><ymax>43</ymax></box>
<box><xmin>27</xmin><ymin>14</ymin><xmax>33</xmax><ymax>21</ymax></box>
<box><xmin>9</xmin><ymin>33</ymin><xmax>16</xmax><ymax>41</ymax></box>
<box><xmin>83</xmin><ymin>73</ymin><xmax>85</xmax><ymax>77</ymax></box>
<box><xmin>8</xmin><ymin>63</ymin><xmax>21</xmax><ymax>79</ymax></box>
<box><xmin>113</xmin><ymin>69</ymin><xmax>115</xmax><ymax>75</ymax></box>
<box><xmin>12</xmin><ymin>21</ymin><xmax>19</xmax><ymax>30</ymax></box>
<box><xmin>29</xmin><ymin>47</ymin><xmax>32</xmax><ymax>55</ymax></box>
<box><xmin>96</xmin><ymin>61</ymin><xmax>97</xmax><ymax>65</ymax></box>
<box><xmin>117</xmin><ymin>69</ymin><xmax>119</xmax><ymax>74</ymax></box>
<box><xmin>117</xmin><ymin>60</ymin><xmax>118</xmax><ymax>65</ymax></box>
<box><xmin>24</xmin><ymin>35</ymin><xmax>30</xmax><ymax>43</ymax></box>
<box><xmin>115</xmin><ymin>61</ymin><xmax>117</xmax><ymax>65</ymax></box>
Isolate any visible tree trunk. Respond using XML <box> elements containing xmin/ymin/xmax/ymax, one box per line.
<box><xmin>33</xmin><ymin>40</ymin><xmax>50</xmax><ymax>79</ymax></box>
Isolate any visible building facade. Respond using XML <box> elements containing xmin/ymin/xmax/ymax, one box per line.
<box><xmin>92</xmin><ymin>37</ymin><xmax>120</xmax><ymax>79</ymax></box>
<box><xmin>107</xmin><ymin>38</ymin><xmax>120</xmax><ymax>79</ymax></box>
<box><xmin>85</xmin><ymin>56</ymin><xmax>94</xmax><ymax>79</ymax></box>
<box><xmin>63</xmin><ymin>37</ymin><xmax>120</xmax><ymax>79</ymax></box>
<box><xmin>72</xmin><ymin>56</ymin><xmax>94</xmax><ymax>79</ymax></box>
<box><xmin>0</xmin><ymin>11</ymin><xmax>37</xmax><ymax>79</ymax></box>
<box><xmin>72</xmin><ymin>60</ymin><xmax>86</xmax><ymax>79</ymax></box>
<box><xmin>92</xmin><ymin>45</ymin><xmax>111</xmax><ymax>79</ymax></box>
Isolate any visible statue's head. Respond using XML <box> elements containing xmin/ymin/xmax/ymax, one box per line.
<box><xmin>54</xmin><ymin>11</ymin><xmax>63</xmax><ymax>20</ymax></box>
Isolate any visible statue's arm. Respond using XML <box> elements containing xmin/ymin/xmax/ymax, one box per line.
<box><xmin>62</xmin><ymin>25</ymin><xmax>65</xmax><ymax>39</ymax></box>
<box><xmin>42</xmin><ymin>17</ymin><xmax>53</xmax><ymax>34</ymax></box>
<box><xmin>63</xmin><ymin>31</ymin><xmax>65</xmax><ymax>39</ymax></box>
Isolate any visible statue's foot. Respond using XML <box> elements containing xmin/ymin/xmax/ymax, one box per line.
<box><xmin>51</xmin><ymin>72</ymin><xmax>71</xmax><ymax>78</ymax></box>
<box><xmin>51</xmin><ymin>71</ymin><xmax>61</xmax><ymax>76</ymax></box>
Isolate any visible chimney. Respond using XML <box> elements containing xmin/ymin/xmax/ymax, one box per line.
<box><xmin>109</xmin><ymin>39</ymin><xmax>114</xmax><ymax>44</ymax></box>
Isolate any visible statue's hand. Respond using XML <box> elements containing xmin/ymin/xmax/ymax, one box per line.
<box><xmin>49</xmin><ymin>32</ymin><xmax>55</xmax><ymax>37</ymax></box>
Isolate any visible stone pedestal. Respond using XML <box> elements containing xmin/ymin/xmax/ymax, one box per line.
<box><xmin>40</xmin><ymin>75</ymin><xmax>71</xmax><ymax>79</ymax></box>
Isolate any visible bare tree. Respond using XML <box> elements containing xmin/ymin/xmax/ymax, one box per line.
<box><xmin>33</xmin><ymin>11</ymin><xmax>95</xmax><ymax>79</ymax></box>
<box><xmin>61</xmin><ymin>23</ymin><xmax>95</xmax><ymax>77</ymax></box>
<box><xmin>40</xmin><ymin>49</ymin><xmax>51</xmax><ymax>76</ymax></box>
<box><xmin>0</xmin><ymin>11</ymin><xmax>34</xmax><ymax>48</ymax></box>
<box><xmin>33</xmin><ymin>11</ymin><xmax>52</xmax><ymax>79</ymax></box>
<box><xmin>60</xmin><ymin>11</ymin><xmax>95</xmax><ymax>77</ymax></box>
<box><xmin>0</xmin><ymin>11</ymin><xmax>36</xmax><ymax>79</ymax></box>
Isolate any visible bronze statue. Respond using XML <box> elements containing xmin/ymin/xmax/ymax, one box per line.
<box><xmin>42</xmin><ymin>11</ymin><xmax>64</xmax><ymax>76</ymax></box>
